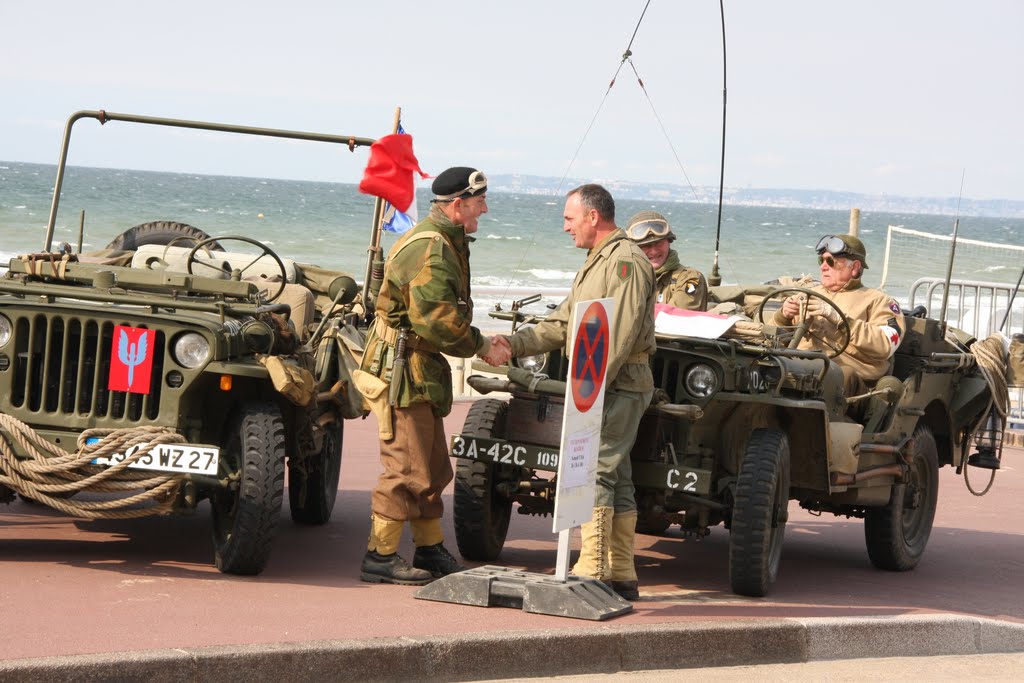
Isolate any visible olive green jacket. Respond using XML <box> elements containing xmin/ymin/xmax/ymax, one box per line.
<box><xmin>360</xmin><ymin>206</ymin><xmax>487</xmax><ymax>416</ymax></box>
<box><xmin>508</xmin><ymin>229</ymin><xmax>656</xmax><ymax>393</ymax></box>
<box><xmin>656</xmin><ymin>250</ymin><xmax>708</xmax><ymax>311</ymax></box>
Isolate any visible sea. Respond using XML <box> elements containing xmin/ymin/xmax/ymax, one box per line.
<box><xmin>3</xmin><ymin>161</ymin><xmax>1023</xmax><ymax>327</ymax></box>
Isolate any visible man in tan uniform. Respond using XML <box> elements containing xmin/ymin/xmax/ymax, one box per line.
<box><xmin>772</xmin><ymin>233</ymin><xmax>904</xmax><ymax>396</ymax></box>
<box><xmin>626</xmin><ymin>210</ymin><xmax>708</xmax><ymax>311</ymax></box>
<box><xmin>484</xmin><ymin>184</ymin><xmax>656</xmax><ymax>600</ymax></box>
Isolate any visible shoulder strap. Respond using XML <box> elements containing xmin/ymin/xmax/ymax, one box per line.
<box><xmin>385</xmin><ymin>230</ymin><xmax>450</xmax><ymax>267</ymax></box>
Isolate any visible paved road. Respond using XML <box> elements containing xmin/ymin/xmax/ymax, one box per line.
<box><xmin>1</xmin><ymin>400</ymin><xmax>1021</xmax><ymax>679</ymax></box>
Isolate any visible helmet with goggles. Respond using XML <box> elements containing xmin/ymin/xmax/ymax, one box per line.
<box><xmin>626</xmin><ymin>210</ymin><xmax>676</xmax><ymax>246</ymax></box>
<box><xmin>815</xmin><ymin>233</ymin><xmax>868</xmax><ymax>268</ymax></box>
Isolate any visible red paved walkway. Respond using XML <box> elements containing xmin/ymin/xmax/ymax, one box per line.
<box><xmin>1</xmin><ymin>401</ymin><xmax>1021</xmax><ymax>661</ymax></box>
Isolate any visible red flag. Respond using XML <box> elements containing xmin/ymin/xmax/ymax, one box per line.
<box><xmin>108</xmin><ymin>325</ymin><xmax>156</xmax><ymax>394</ymax></box>
<box><xmin>358</xmin><ymin>133</ymin><xmax>428</xmax><ymax>213</ymax></box>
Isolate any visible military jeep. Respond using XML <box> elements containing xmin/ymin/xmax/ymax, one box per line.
<box><xmin>450</xmin><ymin>286</ymin><xmax>1006</xmax><ymax>596</ymax></box>
<box><xmin>0</xmin><ymin>110</ymin><xmax>373</xmax><ymax>574</ymax></box>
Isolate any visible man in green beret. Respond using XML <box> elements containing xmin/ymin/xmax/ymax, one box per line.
<box><xmin>626</xmin><ymin>210</ymin><xmax>708</xmax><ymax>311</ymax></box>
<box><xmin>358</xmin><ymin>166</ymin><xmax>492</xmax><ymax>585</ymax></box>
<box><xmin>772</xmin><ymin>233</ymin><xmax>905</xmax><ymax>396</ymax></box>
<box><xmin>484</xmin><ymin>184</ymin><xmax>656</xmax><ymax>600</ymax></box>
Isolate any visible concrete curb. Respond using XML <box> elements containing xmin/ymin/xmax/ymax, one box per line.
<box><xmin>2</xmin><ymin>615</ymin><xmax>1022</xmax><ymax>682</ymax></box>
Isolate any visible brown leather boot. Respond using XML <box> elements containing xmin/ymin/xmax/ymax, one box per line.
<box><xmin>609</xmin><ymin>509</ymin><xmax>640</xmax><ymax>600</ymax></box>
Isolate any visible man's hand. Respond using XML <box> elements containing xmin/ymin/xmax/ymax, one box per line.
<box><xmin>479</xmin><ymin>335</ymin><xmax>512</xmax><ymax>366</ymax></box>
<box><xmin>805</xmin><ymin>298</ymin><xmax>842</xmax><ymax>325</ymax></box>
<box><xmin>780</xmin><ymin>295</ymin><xmax>805</xmax><ymax>321</ymax></box>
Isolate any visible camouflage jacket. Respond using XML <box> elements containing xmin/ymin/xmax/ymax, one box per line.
<box><xmin>360</xmin><ymin>206</ymin><xmax>487</xmax><ymax>416</ymax></box>
<box><xmin>508</xmin><ymin>229</ymin><xmax>656</xmax><ymax>393</ymax></box>
<box><xmin>655</xmin><ymin>250</ymin><xmax>708</xmax><ymax>311</ymax></box>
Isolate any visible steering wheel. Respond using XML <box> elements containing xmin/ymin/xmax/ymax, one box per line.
<box><xmin>186</xmin><ymin>235</ymin><xmax>288</xmax><ymax>303</ymax></box>
<box><xmin>755</xmin><ymin>286</ymin><xmax>852</xmax><ymax>358</ymax></box>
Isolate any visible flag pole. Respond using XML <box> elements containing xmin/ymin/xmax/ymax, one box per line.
<box><xmin>361</xmin><ymin>106</ymin><xmax>403</xmax><ymax>319</ymax></box>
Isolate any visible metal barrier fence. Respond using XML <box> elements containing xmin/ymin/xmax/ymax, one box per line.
<box><xmin>908</xmin><ymin>277</ymin><xmax>1024</xmax><ymax>428</ymax></box>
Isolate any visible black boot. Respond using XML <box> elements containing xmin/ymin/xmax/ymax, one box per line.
<box><xmin>413</xmin><ymin>543</ymin><xmax>466</xmax><ymax>578</ymax></box>
<box><xmin>610</xmin><ymin>580</ymin><xmax>640</xmax><ymax>601</ymax></box>
<box><xmin>360</xmin><ymin>550</ymin><xmax>433</xmax><ymax>586</ymax></box>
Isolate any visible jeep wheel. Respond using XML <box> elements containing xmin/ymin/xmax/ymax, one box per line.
<box><xmin>105</xmin><ymin>221</ymin><xmax>221</xmax><ymax>250</ymax></box>
<box><xmin>288</xmin><ymin>421</ymin><xmax>343</xmax><ymax>525</ymax></box>
<box><xmin>453</xmin><ymin>399</ymin><xmax>519</xmax><ymax>561</ymax></box>
<box><xmin>864</xmin><ymin>425</ymin><xmax>939</xmax><ymax>571</ymax></box>
<box><xmin>729</xmin><ymin>428</ymin><xmax>791</xmax><ymax>597</ymax></box>
<box><xmin>211</xmin><ymin>401</ymin><xmax>287</xmax><ymax>575</ymax></box>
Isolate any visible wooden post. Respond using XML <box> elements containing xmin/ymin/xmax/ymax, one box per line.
<box><xmin>849</xmin><ymin>208</ymin><xmax>860</xmax><ymax>237</ymax></box>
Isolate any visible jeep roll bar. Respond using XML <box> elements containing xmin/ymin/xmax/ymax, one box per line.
<box><xmin>44</xmin><ymin>110</ymin><xmax>377</xmax><ymax>252</ymax></box>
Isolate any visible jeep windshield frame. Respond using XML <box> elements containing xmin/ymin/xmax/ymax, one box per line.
<box><xmin>43</xmin><ymin>109</ymin><xmax>378</xmax><ymax>252</ymax></box>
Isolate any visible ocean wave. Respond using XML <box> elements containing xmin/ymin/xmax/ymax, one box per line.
<box><xmin>484</xmin><ymin>234</ymin><xmax>522</xmax><ymax>240</ymax></box>
<box><xmin>527</xmin><ymin>268</ymin><xmax>576</xmax><ymax>280</ymax></box>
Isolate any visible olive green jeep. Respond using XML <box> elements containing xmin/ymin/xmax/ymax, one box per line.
<box><xmin>450</xmin><ymin>287</ymin><xmax>1007</xmax><ymax>596</ymax></box>
<box><xmin>0</xmin><ymin>111</ymin><xmax>373</xmax><ymax>574</ymax></box>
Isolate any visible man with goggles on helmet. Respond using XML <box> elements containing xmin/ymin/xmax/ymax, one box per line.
<box><xmin>625</xmin><ymin>210</ymin><xmax>708</xmax><ymax>311</ymax></box>
<box><xmin>357</xmin><ymin>166</ymin><xmax>492</xmax><ymax>586</ymax></box>
<box><xmin>771</xmin><ymin>233</ymin><xmax>904</xmax><ymax>396</ymax></box>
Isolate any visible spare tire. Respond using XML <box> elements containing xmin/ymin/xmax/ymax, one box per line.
<box><xmin>105</xmin><ymin>221</ymin><xmax>222</xmax><ymax>251</ymax></box>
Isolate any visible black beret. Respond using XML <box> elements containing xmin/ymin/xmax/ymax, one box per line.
<box><xmin>431</xmin><ymin>166</ymin><xmax>488</xmax><ymax>200</ymax></box>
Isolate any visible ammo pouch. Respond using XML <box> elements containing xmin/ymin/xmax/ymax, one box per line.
<box><xmin>257</xmin><ymin>354</ymin><xmax>316</xmax><ymax>407</ymax></box>
<box><xmin>352</xmin><ymin>369</ymin><xmax>394</xmax><ymax>441</ymax></box>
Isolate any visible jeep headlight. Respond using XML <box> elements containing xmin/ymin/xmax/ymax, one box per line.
<box><xmin>0</xmin><ymin>315</ymin><xmax>10</xmax><ymax>348</ymax></box>
<box><xmin>685</xmin><ymin>363</ymin><xmax>719</xmax><ymax>398</ymax></box>
<box><xmin>514</xmin><ymin>352</ymin><xmax>548</xmax><ymax>374</ymax></box>
<box><xmin>172</xmin><ymin>332</ymin><xmax>210</xmax><ymax>369</ymax></box>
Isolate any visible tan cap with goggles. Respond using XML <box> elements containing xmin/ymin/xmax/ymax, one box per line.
<box><xmin>626</xmin><ymin>210</ymin><xmax>676</xmax><ymax>246</ymax></box>
<box><xmin>816</xmin><ymin>234</ymin><xmax>868</xmax><ymax>268</ymax></box>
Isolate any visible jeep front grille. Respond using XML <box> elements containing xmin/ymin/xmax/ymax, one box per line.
<box><xmin>9</xmin><ymin>313</ymin><xmax>165</xmax><ymax>422</ymax></box>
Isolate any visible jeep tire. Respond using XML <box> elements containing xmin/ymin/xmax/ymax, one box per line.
<box><xmin>453</xmin><ymin>399</ymin><xmax>518</xmax><ymax>561</ymax></box>
<box><xmin>105</xmin><ymin>220</ymin><xmax>220</xmax><ymax>250</ymax></box>
<box><xmin>864</xmin><ymin>424</ymin><xmax>939</xmax><ymax>571</ymax></box>
<box><xmin>729</xmin><ymin>428</ymin><xmax>791</xmax><ymax>597</ymax></box>
<box><xmin>211</xmin><ymin>401</ymin><xmax>287</xmax><ymax>575</ymax></box>
<box><xmin>288</xmin><ymin>421</ymin><xmax>343</xmax><ymax>525</ymax></box>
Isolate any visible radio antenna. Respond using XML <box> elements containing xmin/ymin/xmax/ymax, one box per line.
<box><xmin>938</xmin><ymin>170</ymin><xmax>966</xmax><ymax>327</ymax></box>
<box><xmin>707</xmin><ymin>0</ymin><xmax>728</xmax><ymax>286</ymax></box>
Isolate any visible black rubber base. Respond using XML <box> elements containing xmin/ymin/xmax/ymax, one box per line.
<box><xmin>414</xmin><ymin>565</ymin><xmax>633</xmax><ymax>621</ymax></box>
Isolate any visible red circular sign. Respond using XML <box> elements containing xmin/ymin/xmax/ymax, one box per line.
<box><xmin>570</xmin><ymin>302</ymin><xmax>610</xmax><ymax>413</ymax></box>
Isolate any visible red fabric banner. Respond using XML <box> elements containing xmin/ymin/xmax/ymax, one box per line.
<box><xmin>358</xmin><ymin>133</ymin><xmax>427</xmax><ymax>213</ymax></box>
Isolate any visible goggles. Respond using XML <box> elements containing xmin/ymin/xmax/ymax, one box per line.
<box><xmin>815</xmin><ymin>234</ymin><xmax>863</xmax><ymax>260</ymax></box>
<box><xmin>433</xmin><ymin>170</ymin><xmax>488</xmax><ymax>202</ymax></box>
<box><xmin>626</xmin><ymin>219</ymin><xmax>674</xmax><ymax>244</ymax></box>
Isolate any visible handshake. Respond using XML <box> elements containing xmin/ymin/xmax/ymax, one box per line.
<box><xmin>479</xmin><ymin>335</ymin><xmax>513</xmax><ymax>366</ymax></box>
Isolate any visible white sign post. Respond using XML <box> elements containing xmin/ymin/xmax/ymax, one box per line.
<box><xmin>552</xmin><ymin>298</ymin><xmax>615</xmax><ymax>581</ymax></box>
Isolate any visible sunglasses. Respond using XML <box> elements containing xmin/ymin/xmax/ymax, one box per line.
<box><xmin>817</xmin><ymin>254</ymin><xmax>849</xmax><ymax>268</ymax></box>
<box><xmin>626</xmin><ymin>219</ymin><xmax>672</xmax><ymax>242</ymax></box>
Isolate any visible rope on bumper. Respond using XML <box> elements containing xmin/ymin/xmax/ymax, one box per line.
<box><xmin>0</xmin><ymin>414</ymin><xmax>188</xmax><ymax>519</ymax></box>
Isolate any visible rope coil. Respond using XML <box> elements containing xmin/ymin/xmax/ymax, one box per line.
<box><xmin>0</xmin><ymin>414</ymin><xmax>190</xmax><ymax>518</ymax></box>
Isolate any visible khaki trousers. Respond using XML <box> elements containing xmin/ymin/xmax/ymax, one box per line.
<box><xmin>594</xmin><ymin>389</ymin><xmax>653</xmax><ymax>512</ymax></box>
<box><xmin>372</xmin><ymin>401</ymin><xmax>453</xmax><ymax>521</ymax></box>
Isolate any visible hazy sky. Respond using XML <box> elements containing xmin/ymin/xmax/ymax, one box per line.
<box><xmin>2</xmin><ymin>1</ymin><xmax>1021</xmax><ymax>201</ymax></box>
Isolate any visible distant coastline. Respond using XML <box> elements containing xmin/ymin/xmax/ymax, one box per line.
<box><xmin>490</xmin><ymin>173</ymin><xmax>1024</xmax><ymax>220</ymax></box>
<box><xmin>5</xmin><ymin>161</ymin><xmax>1022</xmax><ymax>220</ymax></box>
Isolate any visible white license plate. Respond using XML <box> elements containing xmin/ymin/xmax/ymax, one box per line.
<box><xmin>91</xmin><ymin>442</ymin><xmax>220</xmax><ymax>476</ymax></box>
